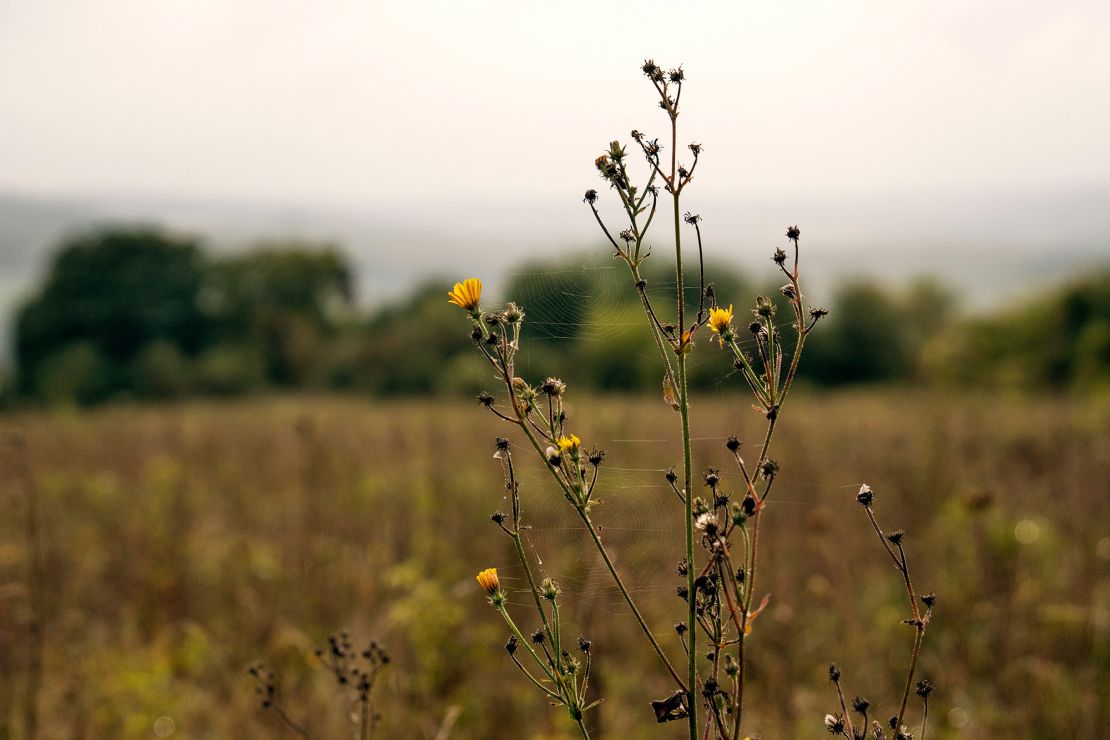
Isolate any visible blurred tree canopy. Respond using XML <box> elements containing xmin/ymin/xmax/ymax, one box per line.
<box><xmin>9</xmin><ymin>226</ymin><xmax>1109</xmax><ymax>406</ymax></box>
<box><xmin>14</xmin><ymin>228</ymin><xmax>354</xmax><ymax>403</ymax></box>
<box><xmin>15</xmin><ymin>228</ymin><xmax>210</xmax><ymax>403</ymax></box>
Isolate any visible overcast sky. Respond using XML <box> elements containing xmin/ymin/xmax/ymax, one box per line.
<box><xmin>2</xmin><ymin>0</ymin><xmax>1109</xmax><ymax>212</ymax></box>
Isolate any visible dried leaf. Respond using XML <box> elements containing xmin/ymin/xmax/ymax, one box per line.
<box><xmin>662</xmin><ymin>373</ymin><xmax>681</xmax><ymax>412</ymax></box>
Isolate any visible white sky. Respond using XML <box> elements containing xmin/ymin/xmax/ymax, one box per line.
<box><xmin>2</xmin><ymin>0</ymin><xmax>1109</xmax><ymax>211</ymax></box>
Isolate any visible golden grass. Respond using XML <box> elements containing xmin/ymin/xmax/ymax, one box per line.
<box><xmin>0</xmin><ymin>391</ymin><xmax>1106</xmax><ymax>738</ymax></box>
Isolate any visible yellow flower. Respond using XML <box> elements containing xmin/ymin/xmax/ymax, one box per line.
<box><xmin>448</xmin><ymin>278</ymin><xmax>482</xmax><ymax>311</ymax></box>
<box><xmin>710</xmin><ymin>303</ymin><xmax>737</xmax><ymax>348</ymax></box>
<box><xmin>708</xmin><ymin>304</ymin><xmax>734</xmax><ymax>335</ymax></box>
<box><xmin>557</xmin><ymin>434</ymin><xmax>581</xmax><ymax>454</ymax></box>
<box><xmin>475</xmin><ymin>567</ymin><xmax>500</xmax><ymax>595</ymax></box>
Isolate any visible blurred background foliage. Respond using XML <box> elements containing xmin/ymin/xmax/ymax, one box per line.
<box><xmin>1</xmin><ymin>226</ymin><xmax>1108</xmax><ymax>738</ymax></box>
<box><xmin>6</xmin><ymin>225</ymin><xmax>1108</xmax><ymax>407</ymax></box>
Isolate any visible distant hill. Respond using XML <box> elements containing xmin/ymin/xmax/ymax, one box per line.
<box><xmin>1</xmin><ymin>188</ymin><xmax>1107</xmax><ymax>359</ymax></box>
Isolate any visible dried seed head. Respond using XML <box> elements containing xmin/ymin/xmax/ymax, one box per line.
<box><xmin>853</xmin><ymin>696</ymin><xmax>870</xmax><ymax>713</ymax></box>
<box><xmin>683</xmin><ymin>211</ymin><xmax>701</xmax><ymax>225</ymax></box>
<box><xmin>828</xmin><ymin>663</ymin><xmax>842</xmax><ymax>682</ymax></box>
<box><xmin>676</xmin><ymin>585</ymin><xmax>689</xmax><ymax>600</ymax></box>
<box><xmin>674</xmin><ymin>622</ymin><xmax>688</xmax><ymax>635</ymax></box>
<box><xmin>825</xmin><ymin>714</ymin><xmax>846</xmax><ymax>734</ymax></box>
<box><xmin>703</xmin><ymin>468</ymin><xmax>720</xmax><ymax>488</ymax></box>
<box><xmin>726</xmin><ymin>434</ymin><xmax>741</xmax><ymax>452</ymax></box>
<box><xmin>495</xmin><ymin>436</ymin><xmax>510</xmax><ymax>450</ymax></box>
<box><xmin>505</xmin><ymin>635</ymin><xmax>518</xmax><ymax>654</ymax></box>
<box><xmin>921</xmin><ymin>592</ymin><xmax>936</xmax><ymax>608</ymax></box>
<box><xmin>665</xmin><ymin>468</ymin><xmax>678</xmax><ymax>484</ymax></box>
<box><xmin>773</xmin><ymin>247</ymin><xmax>788</xmax><ymax>265</ymax></box>
<box><xmin>810</xmin><ymin>306</ymin><xmax>830</xmax><ymax>320</ymax></box>
<box><xmin>583</xmin><ymin>189</ymin><xmax>598</xmax><ymax>204</ymax></box>
<box><xmin>587</xmin><ymin>448</ymin><xmax>606</xmax><ymax>466</ymax></box>
<box><xmin>541</xmin><ymin>377</ymin><xmax>566</xmax><ymax>396</ymax></box>
<box><xmin>786</xmin><ymin>225</ymin><xmax>801</xmax><ymax>241</ymax></box>
<box><xmin>668</xmin><ymin>66</ymin><xmax>685</xmax><ymax>83</ymax></box>
<box><xmin>760</xmin><ymin>459</ymin><xmax>780</xmax><ymax>480</ymax></box>
<box><xmin>577</xmin><ymin>635</ymin><xmax>591</xmax><ymax>653</ymax></box>
<box><xmin>741</xmin><ymin>495</ymin><xmax>757</xmax><ymax>517</ymax></box>
<box><xmin>857</xmin><ymin>484</ymin><xmax>874</xmax><ymax>506</ymax></box>
<box><xmin>915</xmin><ymin>679</ymin><xmax>935</xmax><ymax>698</ymax></box>
<box><xmin>886</xmin><ymin>530</ymin><xmax>905</xmax><ymax>545</ymax></box>
<box><xmin>478</xmin><ymin>391</ymin><xmax>495</xmax><ymax>407</ymax></box>
<box><xmin>503</xmin><ymin>302</ymin><xmax>524</xmax><ymax>323</ymax></box>
<box><xmin>688</xmin><ymin>142</ymin><xmax>701</xmax><ymax>155</ymax></box>
<box><xmin>694</xmin><ymin>512</ymin><xmax>719</xmax><ymax>537</ymax></box>
<box><xmin>754</xmin><ymin>296</ymin><xmax>777</xmax><ymax>319</ymax></box>
<box><xmin>530</xmin><ymin>629</ymin><xmax>545</xmax><ymax>645</ymax></box>
<box><xmin>780</xmin><ymin>283</ymin><xmax>798</xmax><ymax>300</ymax></box>
<box><xmin>490</xmin><ymin>512</ymin><xmax>506</xmax><ymax>524</ymax></box>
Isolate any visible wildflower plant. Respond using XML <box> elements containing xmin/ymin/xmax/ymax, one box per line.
<box><xmin>454</xmin><ymin>61</ymin><xmax>935</xmax><ymax>739</ymax></box>
<box><xmin>249</xmin><ymin>632</ymin><xmax>390</xmax><ymax>740</ymax></box>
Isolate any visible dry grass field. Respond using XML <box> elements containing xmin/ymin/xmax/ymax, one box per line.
<box><xmin>0</xmin><ymin>391</ymin><xmax>1107</xmax><ymax>738</ymax></box>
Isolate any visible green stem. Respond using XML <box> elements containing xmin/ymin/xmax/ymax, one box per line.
<box><xmin>671</xmin><ymin>142</ymin><xmax>698</xmax><ymax>739</ymax></box>
<box><xmin>514</xmin><ymin>411</ymin><xmax>688</xmax><ymax>691</ymax></box>
<box><xmin>677</xmin><ymin>352</ymin><xmax>696</xmax><ymax>738</ymax></box>
<box><xmin>497</xmin><ymin>604</ymin><xmax>556</xmax><ymax>683</ymax></box>
<box><xmin>575</xmin><ymin>507</ymin><xmax>688</xmax><ymax>690</ymax></box>
<box><xmin>512</xmin><ymin>532</ymin><xmax>557</xmax><ymax>660</ymax></box>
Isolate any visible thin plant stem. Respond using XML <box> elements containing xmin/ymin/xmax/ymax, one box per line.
<box><xmin>274</xmin><ymin>703</ymin><xmax>311</xmax><ymax>740</ymax></box>
<box><xmin>575</xmin><ymin>506</ymin><xmax>688</xmax><ymax>690</ymax></box>
<box><xmin>508</xmin><ymin>652</ymin><xmax>562</xmax><ymax>702</ymax></box>
<box><xmin>513</xmin><ymin>410</ymin><xmax>688</xmax><ymax>691</ymax></box>
<box><xmin>496</xmin><ymin>605</ymin><xmax>557</xmax><ymax>683</ymax></box>
<box><xmin>666</xmin><ymin>88</ymin><xmax>699</xmax><ymax>740</ymax></box>
<box><xmin>898</xmin><ymin>628</ymin><xmax>925</xmax><ymax>728</ymax></box>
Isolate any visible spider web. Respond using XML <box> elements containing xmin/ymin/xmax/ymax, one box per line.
<box><xmin>477</xmin><ymin>258</ymin><xmax>849</xmax><ymax>618</ymax></box>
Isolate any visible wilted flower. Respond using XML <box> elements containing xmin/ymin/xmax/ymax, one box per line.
<box><xmin>448</xmin><ymin>278</ymin><xmax>482</xmax><ymax>311</ymax></box>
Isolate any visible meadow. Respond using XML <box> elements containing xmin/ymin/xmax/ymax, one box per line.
<box><xmin>0</xmin><ymin>391</ymin><xmax>1107</xmax><ymax>738</ymax></box>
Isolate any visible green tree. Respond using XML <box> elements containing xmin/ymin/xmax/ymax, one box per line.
<box><xmin>200</xmin><ymin>244</ymin><xmax>353</xmax><ymax>386</ymax></box>
<box><xmin>15</xmin><ymin>227</ymin><xmax>210</xmax><ymax>402</ymax></box>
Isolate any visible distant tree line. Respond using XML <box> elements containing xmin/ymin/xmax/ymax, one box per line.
<box><xmin>7</xmin><ymin>226</ymin><xmax>1109</xmax><ymax>405</ymax></box>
